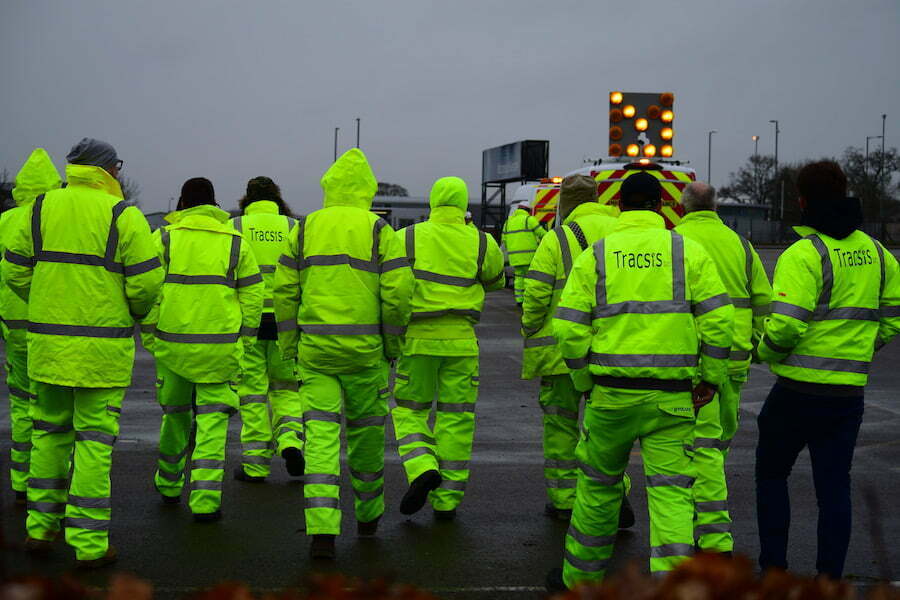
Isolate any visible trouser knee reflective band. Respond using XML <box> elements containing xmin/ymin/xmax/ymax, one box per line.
<box><xmin>27</xmin><ymin>383</ymin><xmax>123</xmax><ymax>561</ymax></box>
<box><xmin>563</xmin><ymin>393</ymin><xmax>695</xmax><ymax>588</ymax></box>
<box><xmin>539</xmin><ymin>375</ymin><xmax>580</xmax><ymax>510</ymax></box>
<box><xmin>392</xmin><ymin>354</ymin><xmax>478</xmax><ymax>511</ymax></box>
<box><xmin>300</xmin><ymin>363</ymin><xmax>388</xmax><ymax>535</ymax></box>
<box><xmin>513</xmin><ymin>266</ymin><xmax>528</xmax><ymax>304</ymax></box>
<box><xmin>691</xmin><ymin>379</ymin><xmax>741</xmax><ymax>552</ymax></box>
<box><xmin>155</xmin><ymin>367</ymin><xmax>192</xmax><ymax>497</ymax></box>
<box><xmin>7</xmin><ymin>338</ymin><xmax>35</xmax><ymax>492</ymax></box>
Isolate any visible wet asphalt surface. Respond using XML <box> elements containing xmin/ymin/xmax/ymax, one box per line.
<box><xmin>0</xmin><ymin>249</ymin><xmax>899</xmax><ymax>598</ymax></box>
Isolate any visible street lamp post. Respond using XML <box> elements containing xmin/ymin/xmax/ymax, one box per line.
<box><xmin>707</xmin><ymin>130</ymin><xmax>717</xmax><ymax>182</ymax></box>
<box><xmin>752</xmin><ymin>135</ymin><xmax>760</xmax><ymax>203</ymax></box>
<box><xmin>769</xmin><ymin>120</ymin><xmax>780</xmax><ymax>219</ymax></box>
<box><xmin>866</xmin><ymin>135</ymin><xmax>883</xmax><ymax>177</ymax></box>
<box><xmin>356</xmin><ymin>117</ymin><xmax>361</xmax><ymax>148</ymax></box>
<box><xmin>334</xmin><ymin>127</ymin><xmax>340</xmax><ymax>161</ymax></box>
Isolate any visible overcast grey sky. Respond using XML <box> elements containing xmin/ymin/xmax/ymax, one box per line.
<box><xmin>2</xmin><ymin>1</ymin><xmax>898</xmax><ymax>215</ymax></box>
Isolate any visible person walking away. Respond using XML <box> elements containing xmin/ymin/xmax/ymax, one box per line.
<box><xmin>502</xmin><ymin>202</ymin><xmax>546</xmax><ymax>305</ymax></box>
<box><xmin>3</xmin><ymin>138</ymin><xmax>163</xmax><ymax>568</ymax></box>
<box><xmin>546</xmin><ymin>172</ymin><xmax>733</xmax><ymax>591</ymax></box>
<box><xmin>520</xmin><ymin>174</ymin><xmax>636</xmax><ymax>526</ymax></box>
<box><xmin>391</xmin><ymin>176</ymin><xmax>504</xmax><ymax>521</ymax></box>
<box><xmin>0</xmin><ymin>148</ymin><xmax>61</xmax><ymax>503</ymax></box>
<box><xmin>143</xmin><ymin>178</ymin><xmax>263</xmax><ymax>520</ymax></box>
<box><xmin>231</xmin><ymin>177</ymin><xmax>303</xmax><ymax>482</ymax></box>
<box><xmin>274</xmin><ymin>148</ymin><xmax>413</xmax><ymax>559</ymax></box>
<box><xmin>755</xmin><ymin>161</ymin><xmax>900</xmax><ymax>579</ymax></box>
<box><xmin>675</xmin><ymin>182</ymin><xmax>772</xmax><ymax>553</ymax></box>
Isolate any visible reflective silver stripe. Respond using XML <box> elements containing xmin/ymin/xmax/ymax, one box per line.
<box><xmin>123</xmin><ymin>257</ymin><xmax>161</xmax><ymax>276</ymax></box>
<box><xmin>753</xmin><ymin>303</ymin><xmax>771</xmax><ymax>316</ymax></box>
<box><xmin>10</xmin><ymin>462</ymin><xmax>29</xmax><ymax>471</ymax></box>
<box><xmin>771</xmin><ymin>301</ymin><xmax>811</xmax><ymax>321</ymax></box>
<box><xmin>157</xmin><ymin>468</ymin><xmax>183</xmax><ymax>481</ymax></box>
<box><xmin>730</xmin><ymin>350</ymin><xmax>751</xmax><ymax>361</ymax></box>
<box><xmin>226</xmin><ymin>233</ymin><xmax>241</xmax><ymax>283</ymax></box>
<box><xmin>555</xmin><ymin>307</ymin><xmax>591</xmax><ymax>325</ymax></box>
<box><xmin>782</xmin><ymin>354</ymin><xmax>870</xmax><ymax>374</ymax></box>
<box><xmin>579</xmin><ymin>462</ymin><xmax>622</xmax><ymax>485</ymax></box>
<box><xmin>398</xmin><ymin>433</ymin><xmax>435</xmax><ymax>446</ymax></box>
<box><xmin>506</xmin><ymin>249</ymin><xmax>534</xmax><ymax>254</ymax></box>
<box><xmin>304</xmin><ymin>410</ymin><xmax>341</xmax><ymax>423</ymax></box>
<box><xmin>524</xmin><ymin>336</ymin><xmax>556</xmax><ymax>348</ymax></box>
<box><xmin>646</xmin><ymin>474</ymin><xmax>694</xmax><ymax>488</ymax></box>
<box><xmin>567</xmin><ymin>525</ymin><xmax>615</xmax><ymax>548</ymax></box>
<box><xmin>259</xmin><ymin>264</ymin><xmax>276</xmax><ymax>274</ymax></box>
<box><xmin>881</xmin><ymin>305</ymin><xmax>900</xmax><ymax>318</ymax></box>
<box><xmin>541</xmin><ymin>404</ymin><xmax>578</xmax><ymax>420</ymax></box>
<box><xmin>277</xmin><ymin>319</ymin><xmax>297</xmax><ymax>333</ymax></box>
<box><xmin>241</xmin><ymin>455</ymin><xmax>269</xmax><ymax>465</ymax></box>
<box><xmin>439</xmin><ymin>480</ymin><xmax>467</xmax><ymax>492</ymax></box>
<box><xmin>242</xmin><ymin>442</ymin><xmax>273</xmax><ymax>451</ymax></box>
<box><xmin>692</xmin><ymin>293</ymin><xmax>731</xmax><ymax>315</ymax></box>
<box><xmin>564</xmin><ymin>549</ymin><xmax>610</xmax><ymax>573</ymax></box>
<box><xmin>3</xmin><ymin>319</ymin><xmax>29</xmax><ymax>330</ymax></box>
<box><xmin>525</xmin><ymin>270</ymin><xmax>555</xmax><ymax>285</ymax></box>
<box><xmin>305</xmin><ymin>474</ymin><xmax>340</xmax><ymax>486</ymax></box>
<box><xmin>306</xmin><ymin>496</ymin><xmax>340</xmax><ymax>509</ymax></box>
<box><xmin>556</xmin><ymin>227</ymin><xmax>573</xmax><ymax>277</ymax></box>
<box><xmin>732</xmin><ymin>297</ymin><xmax>752</xmax><ymax>309</ymax></box>
<box><xmin>36</xmin><ymin>250</ymin><xmax>108</xmax><ymax>268</ymax></box>
<box><xmin>28</xmin><ymin>501</ymin><xmax>66</xmax><ymax>513</ymax></box>
<box><xmin>504</xmin><ymin>228</ymin><xmax>539</xmax><ymax>234</ymax></box>
<box><xmin>394</xmin><ymin>373</ymin><xmax>410</xmax><ymax>381</ymax></box>
<box><xmin>740</xmin><ymin>235</ymin><xmax>754</xmax><ymax>298</ymax></box>
<box><xmin>413</xmin><ymin>269</ymin><xmax>477</xmax><ymax>287</ymax></box>
<box><xmin>162</xmin><ymin>404</ymin><xmax>192</xmax><ymax>414</ymax></box>
<box><xmin>192</xmin><ymin>459</ymin><xmax>225</xmax><ymax>469</ymax></box>
<box><xmin>28</xmin><ymin>477</ymin><xmax>68</xmax><ymax>489</ymax></box>
<box><xmin>236</xmin><ymin>272</ymin><xmax>263</xmax><ymax>288</ymax></box>
<box><xmin>195</xmin><ymin>403</ymin><xmax>237</xmax><ymax>415</ymax></box>
<box><xmin>564</xmin><ymin>357</ymin><xmax>588</xmax><ymax>370</ymax></box>
<box><xmin>303</xmin><ymin>254</ymin><xmax>379</xmax><ymax>273</ymax></box>
<box><xmin>140</xmin><ymin>322</ymin><xmax>156</xmax><ymax>333</ymax></box>
<box><xmin>546</xmin><ymin>478</ymin><xmax>577</xmax><ymax>489</ymax></box>
<box><xmin>671</xmin><ymin>232</ymin><xmax>686</xmax><ymax>302</ymax></box>
<box><xmin>12</xmin><ymin>441</ymin><xmax>32</xmax><ymax>452</ymax></box>
<box><xmin>191</xmin><ymin>480</ymin><xmax>222</xmax><ymax>491</ymax></box>
<box><xmin>278</xmin><ymin>254</ymin><xmax>300</xmax><ymax>270</ymax></box>
<box><xmin>410</xmin><ymin>309</ymin><xmax>481</xmax><ymax>321</ymax></box>
<box><xmin>68</xmin><ymin>495</ymin><xmax>111</xmax><ymax>509</ymax></box>
<box><xmin>301</xmin><ymin>324</ymin><xmax>381</xmax><ymax>335</ymax></box>
<box><xmin>696</xmin><ymin>522</ymin><xmax>731</xmax><ymax>535</ymax></box>
<box><xmin>439</xmin><ymin>460</ymin><xmax>469</xmax><ymax>470</ymax></box>
<box><xmin>807</xmin><ymin>234</ymin><xmax>833</xmax><ymax>308</ymax></box>
<box><xmin>240</xmin><ymin>395</ymin><xmax>268</xmax><ymax>405</ymax></box>
<box><xmin>401</xmin><ymin>446</ymin><xmax>436</xmax><ymax>462</ymax></box>
<box><xmin>33</xmin><ymin>420</ymin><xmax>73</xmax><ymax>434</ymax></box>
<box><xmin>263</xmin><ymin>298</ymin><xmax>274</xmax><ymax>308</ymax></box>
<box><xmin>232</xmin><ymin>216</ymin><xmax>243</xmax><ymax>232</ymax></box>
<box><xmin>269</xmin><ymin>380</ymin><xmax>299</xmax><ymax>392</ymax></box>
<box><xmin>693</xmin><ymin>438</ymin><xmax>724</xmax><ymax>450</ymax></box>
<box><xmin>435</xmin><ymin>402</ymin><xmax>475</xmax><ymax>413</ymax></box>
<box><xmin>346</xmin><ymin>415</ymin><xmax>386</xmax><ymax>428</ymax></box>
<box><xmin>395</xmin><ymin>398</ymin><xmax>429</xmax><ymax>411</ymax></box>
<box><xmin>700</xmin><ymin>343</ymin><xmax>730</xmax><ymax>360</ymax></box>
<box><xmin>155</xmin><ymin>331</ymin><xmax>240</xmax><ymax>344</ymax></box>
<box><xmin>354</xmin><ymin>486</ymin><xmax>384</xmax><ymax>501</ymax></box>
<box><xmin>381</xmin><ymin>257</ymin><xmax>409</xmax><ymax>273</ymax></box>
<box><xmin>650</xmin><ymin>543</ymin><xmax>694</xmax><ymax>558</ymax></box>
<box><xmin>159</xmin><ymin>448</ymin><xmax>188</xmax><ymax>464</ymax></box>
<box><xmin>696</xmin><ymin>500</ymin><xmax>729</xmax><ymax>512</ymax></box>
<box><xmin>590</xmin><ymin>353</ymin><xmax>698</xmax><ymax>368</ymax></box>
<box><xmin>383</xmin><ymin>323</ymin><xmax>407</xmax><ymax>336</ymax></box>
<box><xmin>75</xmin><ymin>431</ymin><xmax>117</xmax><ymax>446</ymax></box>
<box><xmin>812</xmin><ymin>306</ymin><xmax>879</xmax><ymax>321</ymax></box>
<box><xmin>594</xmin><ymin>239</ymin><xmax>606</xmax><ymax>305</ymax></box>
<box><xmin>593</xmin><ymin>300</ymin><xmax>691</xmax><ymax>318</ymax></box>
<box><xmin>545</xmin><ymin>459</ymin><xmax>578</xmax><ymax>469</ymax></box>
<box><xmin>4</xmin><ymin>249</ymin><xmax>34</xmax><ymax>267</ymax></box>
<box><xmin>166</xmin><ymin>274</ymin><xmax>234</xmax><ymax>287</ymax></box>
<box><xmin>276</xmin><ymin>415</ymin><xmax>304</xmax><ymax>427</ymax></box>
<box><xmin>64</xmin><ymin>517</ymin><xmax>109</xmax><ymax>531</ymax></box>
<box><xmin>29</xmin><ymin>322</ymin><xmax>133</xmax><ymax>338</ymax></box>
<box><xmin>106</xmin><ymin>405</ymin><xmax>121</xmax><ymax>414</ymax></box>
<box><xmin>350</xmin><ymin>468</ymin><xmax>384</xmax><ymax>482</ymax></box>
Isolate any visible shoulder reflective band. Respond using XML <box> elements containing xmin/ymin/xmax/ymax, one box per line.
<box><xmin>476</xmin><ymin>229</ymin><xmax>487</xmax><ymax>280</ymax></box>
<box><xmin>557</xmin><ymin>227</ymin><xmax>573</xmax><ymax>277</ymax></box>
<box><xmin>286</xmin><ymin>216</ymin><xmax>296</xmax><ymax>230</ymax></box>
<box><xmin>782</xmin><ymin>353</ymin><xmax>870</xmax><ymax>374</ymax></box>
<box><xmin>226</xmin><ymin>234</ymin><xmax>240</xmax><ymax>282</ymax></box>
<box><xmin>123</xmin><ymin>257</ymin><xmax>161</xmax><ymax>276</ymax></box>
<box><xmin>671</xmin><ymin>232</ymin><xmax>686</xmax><ymax>303</ymax></box>
<box><xmin>594</xmin><ymin>238</ymin><xmax>606</xmax><ymax>305</ymax></box>
<box><xmin>871</xmin><ymin>235</ymin><xmax>886</xmax><ymax>299</ymax></box>
<box><xmin>31</xmin><ymin>194</ymin><xmax>45</xmax><ymax>255</ymax></box>
<box><xmin>590</xmin><ymin>353</ymin><xmax>698</xmax><ymax>368</ymax></box>
<box><xmin>807</xmin><ymin>234</ymin><xmax>833</xmax><ymax>310</ymax></box>
<box><xmin>372</xmin><ymin>218</ymin><xmax>387</xmax><ymax>264</ymax></box>
<box><xmin>567</xmin><ymin>221</ymin><xmax>589</xmax><ymax>252</ymax></box>
<box><xmin>524</xmin><ymin>336</ymin><xmax>556</xmax><ymax>348</ymax></box>
<box><xmin>526</xmin><ymin>269</ymin><xmax>555</xmax><ymax>286</ymax></box>
<box><xmin>300</xmin><ymin>323</ymin><xmax>381</xmax><ymax>335</ymax></box>
<box><xmin>405</xmin><ymin>224</ymin><xmax>416</xmax><ymax>266</ymax></box>
<box><xmin>29</xmin><ymin>322</ymin><xmax>134</xmax><ymax>338</ymax></box>
<box><xmin>233</xmin><ymin>216</ymin><xmax>242</xmax><ymax>232</ymax></box>
<box><xmin>154</xmin><ymin>330</ymin><xmax>240</xmax><ymax>343</ymax></box>
<box><xmin>104</xmin><ymin>201</ymin><xmax>128</xmax><ymax>267</ymax></box>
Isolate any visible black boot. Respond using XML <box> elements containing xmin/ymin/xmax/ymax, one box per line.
<box><xmin>434</xmin><ymin>508</ymin><xmax>457</xmax><ymax>521</ymax></box>
<box><xmin>357</xmin><ymin>516</ymin><xmax>380</xmax><ymax>536</ymax></box>
<box><xmin>193</xmin><ymin>510</ymin><xmax>222</xmax><ymax>523</ymax></box>
<box><xmin>282</xmin><ymin>447</ymin><xmax>305</xmax><ymax>477</ymax></box>
<box><xmin>400</xmin><ymin>470</ymin><xmax>441</xmax><ymax>515</ymax></box>
<box><xmin>545</xmin><ymin>567</ymin><xmax>568</xmax><ymax>593</ymax></box>
<box><xmin>544</xmin><ymin>503</ymin><xmax>573</xmax><ymax>522</ymax></box>
<box><xmin>618</xmin><ymin>494</ymin><xmax>635</xmax><ymax>529</ymax></box>
<box><xmin>310</xmin><ymin>534</ymin><xmax>336</xmax><ymax>559</ymax></box>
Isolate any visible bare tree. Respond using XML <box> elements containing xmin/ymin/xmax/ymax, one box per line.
<box><xmin>118</xmin><ymin>176</ymin><xmax>141</xmax><ymax>208</ymax></box>
<box><xmin>840</xmin><ymin>146</ymin><xmax>900</xmax><ymax>222</ymax></box>
<box><xmin>377</xmin><ymin>182</ymin><xmax>409</xmax><ymax>197</ymax></box>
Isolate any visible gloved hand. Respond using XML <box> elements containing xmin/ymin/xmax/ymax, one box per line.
<box><xmin>692</xmin><ymin>381</ymin><xmax>718</xmax><ymax>413</ymax></box>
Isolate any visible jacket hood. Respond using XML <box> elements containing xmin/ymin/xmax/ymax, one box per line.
<box><xmin>64</xmin><ymin>164</ymin><xmax>124</xmax><ymax>199</ymax></box>
<box><xmin>166</xmin><ymin>204</ymin><xmax>232</xmax><ymax>225</ymax></box>
<box><xmin>320</xmin><ymin>148</ymin><xmax>377</xmax><ymax>210</ymax></box>
<box><xmin>429</xmin><ymin>177</ymin><xmax>468</xmax><ymax>211</ymax></box>
<box><xmin>564</xmin><ymin>201</ymin><xmax>608</xmax><ymax>225</ymax></box>
<box><xmin>13</xmin><ymin>148</ymin><xmax>62</xmax><ymax>206</ymax></box>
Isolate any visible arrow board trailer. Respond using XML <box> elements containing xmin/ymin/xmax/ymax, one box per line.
<box><xmin>509</xmin><ymin>159</ymin><xmax>696</xmax><ymax>230</ymax></box>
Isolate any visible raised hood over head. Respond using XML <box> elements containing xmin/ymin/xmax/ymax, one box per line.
<box><xmin>320</xmin><ymin>148</ymin><xmax>378</xmax><ymax>210</ymax></box>
<box><xmin>13</xmin><ymin>148</ymin><xmax>62</xmax><ymax>206</ymax></box>
<box><xmin>429</xmin><ymin>176</ymin><xmax>468</xmax><ymax>212</ymax></box>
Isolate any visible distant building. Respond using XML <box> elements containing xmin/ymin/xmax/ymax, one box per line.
<box><xmin>717</xmin><ymin>198</ymin><xmax>770</xmax><ymax>239</ymax></box>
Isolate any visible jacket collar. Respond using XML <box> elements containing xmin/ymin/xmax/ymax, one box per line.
<box><xmin>64</xmin><ymin>164</ymin><xmax>123</xmax><ymax>199</ymax></box>
<box><xmin>165</xmin><ymin>204</ymin><xmax>233</xmax><ymax>231</ymax></box>
<box><xmin>613</xmin><ymin>210</ymin><xmax>665</xmax><ymax>232</ymax></box>
<box><xmin>680</xmin><ymin>210</ymin><xmax>722</xmax><ymax>225</ymax></box>
<box><xmin>244</xmin><ymin>200</ymin><xmax>280</xmax><ymax>216</ymax></box>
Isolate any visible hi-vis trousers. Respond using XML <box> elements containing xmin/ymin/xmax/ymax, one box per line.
<box><xmin>692</xmin><ymin>376</ymin><xmax>743</xmax><ymax>552</ymax></box>
<box><xmin>513</xmin><ymin>266</ymin><xmax>528</xmax><ymax>305</ymax></box>
<box><xmin>6</xmin><ymin>333</ymin><xmax>35</xmax><ymax>492</ymax></box>
<box><xmin>237</xmin><ymin>338</ymin><xmax>303</xmax><ymax>478</ymax></box>
<box><xmin>391</xmin><ymin>354</ymin><xmax>478</xmax><ymax>511</ymax></box>
<box><xmin>563</xmin><ymin>392</ymin><xmax>696</xmax><ymax>588</ymax></box>
<box><xmin>299</xmin><ymin>363</ymin><xmax>389</xmax><ymax>536</ymax></box>
<box><xmin>153</xmin><ymin>364</ymin><xmax>238</xmax><ymax>515</ymax></box>
<box><xmin>26</xmin><ymin>383</ymin><xmax>123</xmax><ymax>561</ymax></box>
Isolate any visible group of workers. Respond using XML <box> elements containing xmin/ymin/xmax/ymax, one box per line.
<box><xmin>1</xmin><ymin>137</ymin><xmax>897</xmax><ymax>590</ymax></box>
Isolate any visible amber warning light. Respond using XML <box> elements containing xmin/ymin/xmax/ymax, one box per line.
<box><xmin>608</xmin><ymin>92</ymin><xmax>675</xmax><ymax>158</ymax></box>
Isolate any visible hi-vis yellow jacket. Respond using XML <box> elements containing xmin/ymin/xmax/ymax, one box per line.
<box><xmin>520</xmin><ymin>202</ymin><xmax>618</xmax><ymax>379</ymax></box>
<box><xmin>400</xmin><ymin>176</ymin><xmax>505</xmax><ymax>357</ymax></box>
<box><xmin>758</xmin><ymin>226</ymin><xmax>900</xmax><ymax>388</ymax></box>
<box><xmin>675</xmin><ymin>210</ymin><xmax>772</xmax><ymax>377</ymax></box>
<box><xmin>502</xmin><ymin>207</ymin><xmax>546</xmax><ymax>267</ymax></box>
<box><xmin>553</xmin><ymin>210</ymin><xmax>734</xmax><ymax>396</ymax></box>
<box><xmin>274</xmin><ymin>149</ymin><xmax>414</xmax><ymax>374</ymax></box>
<box><xmin>0</xmin><ymin>149</ymin><xmax>61</xmax><ymax>343</ymax></box>
<box><xmin>143</xmin><ymin>204</ymin><xmax>264</xmax><ymax>383</ymax></box>
<box><xmin>231</xmin><ymin>200</ymin><xmax>295</xmax><ymax>315</ymax></box>
<box><xmin>2</xmin><ymin>164</ymin><xmax>163</xmax><ymax>388</ymax></box>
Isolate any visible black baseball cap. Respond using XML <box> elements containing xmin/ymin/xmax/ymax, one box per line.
<box><xmin>620</xmin><ymin>172</ymin><xmax>662</xmax><ymax>209</ymax></box>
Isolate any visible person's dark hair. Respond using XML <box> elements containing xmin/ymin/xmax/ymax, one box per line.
<box><xmin>619</xmin><ymin>172</ymin><xmax>662</xmax><ymax>210</ymax></box>
<box><xmin>239</xmin><ymin>176</ymin><xmax>293</xmax><ymax>216</ymax></box>
<box><xmin>178</xmin><ymin>177</ymin><xmax>216</xmax><ymax>210</ymax></box>
<box><xmin>796</xmin><ymin>161</ymin><xmax>860</xmax><ymax>239</ymax></box>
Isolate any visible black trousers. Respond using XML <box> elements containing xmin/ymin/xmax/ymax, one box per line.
<box><xmin>755</xmin><ymin>381</ymin><xmax>864</xmax><ymax>579</ymax></box>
